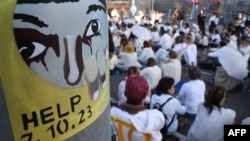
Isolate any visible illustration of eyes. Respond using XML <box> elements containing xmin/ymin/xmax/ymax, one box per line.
<box><xmin>19</xmin><ymin>42</ymin><xmax>46</xmax><ymax>59</ymax></box>
<box><xmin>14</xmin><ymin>28</ymin><xmax>60</xmax><ymax>71</ymax></box>
<box><xmin>82</xmin><ymin>19</ymin><xmax>101</xmax><ymax>54</ymax></box>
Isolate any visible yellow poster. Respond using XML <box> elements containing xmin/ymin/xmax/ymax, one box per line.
<box><xmin>0</xmin><ymin>0</ymin><xmax>109</xmax><ymax>140</ymax></box>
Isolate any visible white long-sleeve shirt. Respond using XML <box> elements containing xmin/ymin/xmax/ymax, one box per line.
<box><xmin>187</xmin><ymin>104</ymin><xmax>235</xmax><ymax>141</ymax></box>
<box><xmin>176</xmin><ymin>79</ymin><xmax>206</xmax><ymax>114</ymax></box>
<box><xmin>140</xmin><ymin>65</ymin><xmax>162</xmax><ymax>89</ymax></box>
<box><xmin>158</xmin><ymin>33</ymin><xmax>173</xmax><ymax>50</ymax></box>
<box><xmin>150</xmin><ymin>94</ymin><xmax>186</xmax><ymax>134</ymax></box>
<box><xmin>111</xmin><ymin>107</ymin><xmax>165</xmax><ymax>141</ymax></box>
<box><xmin>160</xmin><ymin>58</ymin><xmax>182</xmax><ymax>85</ymax></box>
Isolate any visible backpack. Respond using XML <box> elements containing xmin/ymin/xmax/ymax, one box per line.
<box><xmin>152</xmin><ymin>97</ymin><xmax>174</xmax><ymax>134</ymax></box>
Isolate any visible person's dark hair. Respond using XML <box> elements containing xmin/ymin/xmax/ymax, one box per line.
<box><xmin>204</xmin><ymin>85</ymin><xmax>226</xmax><ymax>114</ymax></box>
<box><xmin>156</xmin><ymin>77</ymin><xmax>175</xmax><ymax>95</ymax></box>
<box><xmin>146</xmin><ymin>58</ymin><xmax>156</xmax><ymax>67</ymax></box>
<box><xmin>188</xmin><ymin>66</ymin><xmax>201</xmax><ymax>80</ymax></box>
<box><xmin>219</xmin><ymin>40</ymin><xmax>227</xmax><ymax>47</ymax></box>
<box><xmin>126</xmin><ymin>66</ymin><xmax>140</xmax><ymax>77</ymax></box>
<box><xmin>143</xmin><ymin>40</ymin><xmax>152</xmax><ymax>47</ymax></box>
<box><xmin>168</xmin><ymin>50</ymin><xmax>178</xmax><ymax>59</ymax></box>
<box><xmin>159</xmin><ymin>26</ymin><xmax>166</xmax><ymax>36</ymax></box>
<box><xmin>175</xmin><ymin>35</ymin><xmax>184</xmax><ymax>44</ymax></box>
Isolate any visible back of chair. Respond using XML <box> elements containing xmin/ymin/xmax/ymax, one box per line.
<box><xmin>111</xmin><ymin>116</ymin><xmax>151</xmax><ymax>141</ymax></box>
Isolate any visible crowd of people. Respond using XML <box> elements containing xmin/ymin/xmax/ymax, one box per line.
<box><xmin>109</xmin><ymin>8</ymin><xmax>250</xmax><ymax>141</ymax></box>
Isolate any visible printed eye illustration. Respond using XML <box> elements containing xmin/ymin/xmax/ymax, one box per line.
<box><xmin>14</xmin><ymin>28</ymin><xmax>60</xmax><ymax>71</ymax></box>
<box><xmin>86</xmin><ymin>19</ymin><xmax>101</xmax><ymax>37</ymax></box>
<box><xmin>82</xmin><ymin>19</ymin><xmax>101</xmax><ymax>54</ymax></box>
<box><xmin>19</xmin><ymin>42</ymin><xmax>46</xmax><ymax>59</ymax></box>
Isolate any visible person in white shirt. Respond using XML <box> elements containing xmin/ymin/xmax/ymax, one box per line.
<box><xmin>111</xmin><ymin>76</ymin><xmax>165</xmax><ymax>141</ymax></box>
<box><xmin>208</xmin><ymin>28</ymin><xmax>221</xmax><ymax>47</ymax></box>
<box><xmin>116</xmin><ymin>44</ymin><xmax>141</xmax><ymax>72</ymax></box>
<box><xmin>176</xmin><ymin>66</ymin><xmax>206</xmax><ymax>118</ymax></box>
<box><xmin>140</xmin><ymin>58</ymin><xmax>162</xmax><ymax>90</ymax></box>
<box><xmin>172</xmin><ymin>35</ymin><xmax>186</xmax><ymax>54</ymax></box>
<box><xmin>184</xmin><ymin>35</ymin><xmax>198</xmax><ymax>66</ymax></box>
<box><xmin>149</xmin><ymin>77</ymin><xmax>186</xmax><ymax>135</ymax></box>
<box><xmin>208</xmin><ymin>12</ymin><xmax>219</xmax><ymax>34</ymax></box>
<box><xmin>160</xmin><ymin>50</ymin><xmax>182</xmax><ymax>85</ymax></box>
<box><xmin>187</xmin><ymin>85</ymin><xmax>236</xmax><ymax>141</ymax></box>
<box><xmin>197</xmin><ymin>30</ymin><xmax>208</xmax><ymax>49</ymax></box>
<box><xmin>138</xmin><ymin>41</ymin><xmax>155</xmax><ymax>65</ymax></box>
<box><xmin>151</xmin><ymin>26</ymin><xmax>160</xmax><ymax>47</ymax></box>
<box><xmin>158</xmin><ymin>27</ymin><xmax>173</xmax><ymax>51</ymax></box>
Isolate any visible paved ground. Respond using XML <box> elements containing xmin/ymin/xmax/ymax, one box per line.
<box><xmin>109</xmin><ymin>48</ymin><xmax>250</xmax><ymax>137</ymax></box>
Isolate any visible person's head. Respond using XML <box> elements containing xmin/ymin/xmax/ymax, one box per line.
<box><xmin>143</xmin><ymin>40</ymin><xmax>152</xmax><ymax>48</ymax></box>
<box><xmin>124</xmin><ymin>44</ymin><xmax>135</xmax><ymax>53</ymax></box>
<box><xmin>146</xmin><ymin>57</ymin><xmax>156</xmax><ymax>67</ymax></box>
<box><xmin>218</xmin><ymin>40</ymin><xmax>227</xmax><ymax>48</ymax></box>
<box><xmin>168</xmin><ymin>50</ymin><xmax>178</xmax><ymax>59</ymax></box>
<box><xmin>242</xmin><ymin>38</ymin><xmax>250</xmax><ymax>47</ymax></box>
<box><xmin>175</xmin><ymin>35</ymin><xmax>184</xmax><ymax>44</ymax></box>
<box><xmin>125</xmin><ymin>76</ymin><xmax>149</xmax><ymax>105</ymax></box>
<box><xmin>156</xmin><ymin>77</ymin><xmax>175</xmax><ymax>95</ymax></box>
<box><xmin>204</xmin><ymin>85</ymin><xmax>226</xmax><ymax>114</ymax></box>
<box><xmin>188</xmin><ymin>66</ymin><xmax>201</xmax><ymax>80</ymax></box>
<box><xmin>126</xmin><ymin>66</ymin><xmax>140</xmax><ymax>77</ymax></box>
<box><xmin>185</xmin><ymin>35</ymin><xmax>193</xmax><ymax>44</ymax></box>
<box><xmin>199</xmin><ymin>9</ymin><xmax>204</xmax><ymax>14</ymax></box>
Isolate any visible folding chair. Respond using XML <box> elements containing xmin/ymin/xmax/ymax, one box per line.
<box><xmin>111</xmin><ymin>116</ymin><xmax>152</xmax><ymax>141</ymax></box>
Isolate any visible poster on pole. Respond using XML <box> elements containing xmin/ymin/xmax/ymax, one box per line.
<box><xmin>0</xmin><ymin>0</ymin><xmax>109</xmax><ymax>140</ymax></box>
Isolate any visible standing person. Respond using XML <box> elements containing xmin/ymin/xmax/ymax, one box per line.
<box><xmin>186</xmin><ymin>85</ymin><xmax>236</xmax><ymax>141</ymax></box>
<box><xmin>111</xmin><ymin>76</ymin><xmax>165</xmax><ymax>141</ymax></box>
<box><xmin>184</xmin><ymin>35</ymin><xmax>198</xmax><ymax>66</ymax></box>
<box><xmin>208</xmin><ymin>12</ymin><xmax>219</xmax><ymax>34</ymax></box>
<box><xmin>197</xmin><ymin>9</ymin><xmax>206</xmax><ymax>34</ymax></box>
<box><xmin>149</xmin><ymin>77</ymin><xmax>186</xmax><ymax>135</ymax></box>
<box><xmin>176</xmin><ymin>66</ymin><xmax>206</xmax><ymax>119</ymax></box>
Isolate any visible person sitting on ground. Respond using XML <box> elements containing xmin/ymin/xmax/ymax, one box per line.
<box><xmin>176</xmin><ymin>66</ymin><xmax>206</xmax><ymax>119</ymax></box>
<box><xmin>197</xmin><ymin>30</ymin><xmax>208</xmax><ymax>49</ymax></box>
<box><xmin>115</xmin><ymin>44</ymin><xmax>141</xmax><ymax>72</ymax></box>
<box><xmin>149</xmin><ymin>77</ymin><xmax>186</xmax><ymax>136</ymax></box>
<box><xmin>138</xmin><ymin>41</ymin><xmax>155</xmax><ymax>65</ymax></box>
<box><xmin>160</xmin><ymin>50</ymin><xmax>182</xmax><ymax>85</ymax></box>
<box><xmin>111</xmin><ymin>75</ymin><xmax>165</xmax><ymax>141</ymax></box>
<box><xmin>208</xmin><ymin>28</ymin><xmax>221</xmax><ymax>48</ymax></box>
<box><xmin>172</xmin><ymin>35</ymin><xmax>187</xmax><ymax>56</ymax></box>
<box><xmin>140</xmin><ymin>58</ymin><xmax>162</xmax><ymax>92</ymax></box>
<box><xmin>186</xmin><ymin>85</ymin><xmax>236</xmax><ymax>141</ymax></box>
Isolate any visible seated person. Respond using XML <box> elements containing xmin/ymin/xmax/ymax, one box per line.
<box><xmin>176</xmin><ymin>66</ymin><xmax>206</xmax><ymax>119</ymax></box>
<box><xmin>138</xmin><ymin>41</ymin><xmax>155</xmax><ymax>65</ymax></box>
<box><xmin>111</xmin><ymin>76</ymin><xmax>165</xmax><ymax>141</ymax></box>
<box><xmin>149</xmin><ymin>77</ymin><xmax>186</xmax><ymax>135</ymax></box>
<box><xmin>187</xmin><ymin>85</ymin><xmax>236</xmax><ymax>141</ymax></box>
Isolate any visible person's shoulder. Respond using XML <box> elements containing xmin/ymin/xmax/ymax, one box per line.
<box><xmin>221</xmin><ymin>107</ymin><xmax>236</xmax><ymax>117</ymax></box>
